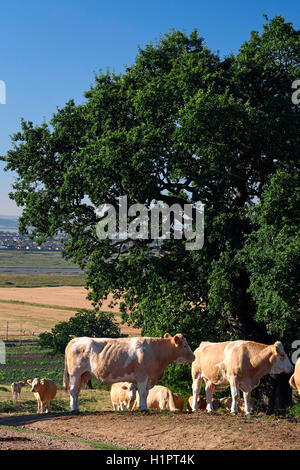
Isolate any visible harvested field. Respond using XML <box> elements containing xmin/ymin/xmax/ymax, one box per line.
<box><xmin>0</xmin><ymin>286</ymin><xmax>138</xmax><ymax>337</ymax></box>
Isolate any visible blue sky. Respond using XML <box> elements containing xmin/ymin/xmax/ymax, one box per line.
<box><xmin>0</xmin><ymin>0</ymin><xmax>299</xmax><ymax>215</ymax></box>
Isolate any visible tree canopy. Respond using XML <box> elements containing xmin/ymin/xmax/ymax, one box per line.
<box><xmin>2</xmin><ymin>15</ymin><xmax>300</xmax><ymax>367</ymax></box>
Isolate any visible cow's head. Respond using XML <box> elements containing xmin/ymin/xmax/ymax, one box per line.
<box><xmin>164</xmin><ymin>333</ymin><xmax>195</xmax><ymax>364</ymax></box>
<box><xmin>269</xmin><ymin>342</ymin><xmax>293</xmax><ymax>375</ymax></box>
<box><xmin>122</xmin><ymin>383</ymin><xmax>136</xmax><ymax>401</ymax></box>
<box><xmin>27</xmin><ymin>377</ymin><xmax>41</xmax><ymax>393</ymax></box>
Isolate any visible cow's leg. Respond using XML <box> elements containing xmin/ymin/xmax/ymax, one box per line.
<box><xmin>137</xmin><ymin>380</ymin><xmax>149</xmax><ymax>411</ymax></box>
<box><xmin>69</xmin><ymin>375</ymin><xmax>80</xmax><ymax>412</ymax></box>
<box><xmin>205</xmin><ymin>381</ymin><xmax>216</xmax><ymax>413</ymax></box>
<box><xmin>191</xmin><ymin>375</ymin><xmax>202</xmax><ymax>411</ymax></box>
<box><xmin>45</xmin><ymin>401</ymin><xmax>50</xmax><ymax>413</ymax></box>
<box><xmin>37</xmin><ymin>399</ymin><xmax>43</xmax><ymax>413</ymax></box>
<box><xmin>229</xmin><ymin>377</ymin><xmax>239</xmax><ymax>414</ymax></box>
<box><xmin>243</xmin><ymin>391</ymin><xmax>252</xmax><ymax>415</ymax></box>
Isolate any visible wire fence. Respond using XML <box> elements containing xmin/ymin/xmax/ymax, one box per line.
<box><xmin>0</xmin><ymin>321</ymin><xmax>38</xmax><ymax>343</ymax></box>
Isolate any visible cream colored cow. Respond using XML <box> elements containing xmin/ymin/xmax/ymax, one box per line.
<box><xmin>11</xmin><ymin>381</ymin><xmax>26</xmax><ymax>402</ymax></box>
<box><xmin>111</xmin><ymin>382</ymin><xmax>136</xmax><ymax>411</ymax></box>
<box><xmin>289</xmin><ymin>357</ymin><xmax>300</xmax><ymax>394</ymax></box>
<box><xmin>192</xmin><ymin>340</ymin><xmax>292</xmax><ymax>415</ymax></box>
<box><xmin>63</xmin><ymin>333</ymin><xmax>195</xmax><ymax>412</ymax></box>
<box><xmin>134</xmin><ymin>385</ymin><xmax>178</xmax><ymax>411</ymax></box>
<box><xmin>27</xmin><ymin>377</ymin><xmax>57</xmax><ymax>413</ymax></box>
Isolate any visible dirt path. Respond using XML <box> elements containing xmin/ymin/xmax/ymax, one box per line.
<box><xmin>1</xmin><ymin>411</ymin><xmax>299</xmax><ymax>450</ymax></box>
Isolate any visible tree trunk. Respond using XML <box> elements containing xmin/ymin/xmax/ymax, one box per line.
<box><xmin>86</xmin><ymin>380</ymin><xmax>93</xmax><ymax>389</ymax></box>
<box><xmin>259</xmin><ymin>374</ymin><xmax>292</xmax><ymax>416</ymax></box>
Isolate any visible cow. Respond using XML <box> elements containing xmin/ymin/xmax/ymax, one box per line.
<box><xmin>63</xmin><ymin>333</ymin><xmax>195</xmax><ymax>412</ymax></box>
<box><xmin>27</xmin><ymin>377</ymin><xmax>57</xmax><ymax>414</ymax></box>
<box><xmin>134</xmin><ymin>385</ymin><xmax>179</xmax><ymax>412</ymax></box>
<box><xmin>191</xmin><ymin>340</ymin><xmax>292</xmax><ymax>415</ymax></box>
<box><xmin>187</xmin><ymin>395</ymin><xmax>207</xmax><ymax>411</ymax></box>
<box><xmin>218</xmin><ymin>396</ymin><xmax>245</xmax><ymax>413</ymax></box>
<box><xmin>173</xmin><ymin>393</ymin><xmax>185</xmax><ymax>412</ymax></box>
<box><xmin>110</xmin><ymin>382</ymin><xmax>136</xmax><ymax>411</ymax></box>
<box><xmin>11</xmin><ymin>381</ymin><xmax>26</xmax><ymax>402</ymax></box>
<box><xmin>289</xmin><ymin>357</ymin><xmax>300</xmax><ymax>394</ymax></box>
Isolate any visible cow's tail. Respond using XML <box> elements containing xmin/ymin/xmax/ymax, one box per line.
<box><xmin>289</xmin><ymin>374</ymin><xmax>296</xmax><ymax>390</ymax></box>
<box><xmin>63</xmin><ymin>354</ymin><xmax>69</xmax><ymax>391</ymax></box>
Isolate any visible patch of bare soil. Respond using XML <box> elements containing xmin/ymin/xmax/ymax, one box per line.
<box><xmin>0</xmin><ymin>426</ymin><xmax>93</xmax><ymax>450</ymax></box>
<box><xmin>1</xmin><ymin>411</ymin><xmax>299</xmax><ymax>450</ymax></box>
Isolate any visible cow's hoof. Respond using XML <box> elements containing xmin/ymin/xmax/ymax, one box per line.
<box><xmin>70</xmin><ymin>409</ymin><xmax>80</xmax><ymax>414</ymax></box>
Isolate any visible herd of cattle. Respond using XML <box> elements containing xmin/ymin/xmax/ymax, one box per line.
<box><xmin>10</xmin><ymin>334</ymin><xmax>300</xmax><ymax>415</ymax></box>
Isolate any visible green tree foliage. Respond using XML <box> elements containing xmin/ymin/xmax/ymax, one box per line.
<box><xmin>2</xmin><ymin>16</ymin><xmax>300</xmax><ymax>406</ymax></box>
<box><xmin>238</xmin><ymin>170</ymin><xmax>300</xmax><ymax>341</ymax></box>
<box><xmin>38</xmin><ymin>309</ymin><xmax>121</xmax><ymax>355</ymax></box>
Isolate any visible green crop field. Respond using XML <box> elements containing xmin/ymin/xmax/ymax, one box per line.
<box><xmin>0</xmin><ymin>273</ymin><xmax>85</xmax><ymax>287</ymax></box>
<box><xmin>0</xmin><ymin>251</ymin><xmax>79</xmax><ymax>269</ymax></box>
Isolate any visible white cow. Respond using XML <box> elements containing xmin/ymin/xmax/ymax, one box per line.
<box><xmin>11</xmin><ymin>381</ymin><xmax>26</xmax><ymax>402</ymax></box>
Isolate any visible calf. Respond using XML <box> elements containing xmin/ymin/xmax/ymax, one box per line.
<box><xmin>111</xmin><ymin>382</ymin><xmax>136</xmax><ymax>411</ymax></box>
<box><xmin>218</xmin><ymin>397</ymin><xmax>245</xmax><ymax>413</ymax></box>
<box><xmin>173</xmin><ymin>393</ymin><xmax>185</xmax><ymax>412</ymax></box>
<box><xmin>63</xmin><ymin>333</ymin><xmax>195</xmax><ymax>412</ymax></box>
<box><xmin>11</xmin><ymin>381</ymin><xmax>26</xmax><ymax>402</ymax></box>
<box><xmin>192</xmin><ymin>340</ymin><xmax>292</xmax><ymax>415</ymax></box>
<box><xmin>134</xmin><ymin>385</ymin><xmax>178</xmax><ymax>411</ymax></box>
<box><xmin>187</xmin><ymin>395</ymin><xmax>206</xmax><ymax>411</ymax></box>
<box><xmin>289</xmin><ymin>358</ymin><xmax>300</xmax><ymax>394</ymax></box>
<box><xmin>27</xmin><ymin>377</ymin><xmax>57</xmax><ymax>413</ymax></box>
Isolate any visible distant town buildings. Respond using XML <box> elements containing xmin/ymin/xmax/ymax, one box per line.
<box><xmin>0</xmin><ymin>232</ymin><xmax>66</xmax><ymax>251</ymax></box>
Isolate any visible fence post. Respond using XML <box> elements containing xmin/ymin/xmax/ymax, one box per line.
<box><xmin>0</xmin><ymin>340</ymin><xmax>5</xmax><ymax>364</ymax></box>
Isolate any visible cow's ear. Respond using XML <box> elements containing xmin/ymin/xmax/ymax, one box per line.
<box><xmin>27</xmin><ymin>380</ymin><xmax>32</xmax><ymax>385</ymax></box>
<box><xmin>274</xmin><ymin>341</ymin><xmax>282</xmax><ymax>352</ymax></box>
<box><xmin>173</xmin><ymin>334</ymin><xmax>183</xmax><ymax>347</ymax></box>
<box><xmin>274</xmin><ymin>341</ymin><xmax>285</xmax><ymax>356</ymax></box>
<box><xmin>164</xmin><ymin>333</ymin><xmax>172</xmax><ymax>339</ymax></box>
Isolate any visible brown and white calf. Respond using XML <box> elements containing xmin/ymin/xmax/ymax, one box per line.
<box><xmin>173</xmin><ymin>393</ymin><xmax>185</xmax><ymax>412</ymax></box>
<box><xmin>63</xmin><ymin>333</ymin><xmax>195</xmax><ymax>412</ymax></box>
<box><xmin>289</xmin><ymin>357</ymin><xmax>300</xmax><ymax>394</ymax></box>
<box><xmin>191</xmin><ymin>340</ymin><xmax>292</xmax><ymax>415</ymax></box>
<box><xmin>11</xmin><ymin>381</ymin><xmax>26</xmax><ymax>402</ymax></box>
<box><xmin>111</xmin><ymin>382</ymin><xmax>136</xmax><ymax>411</ymax></box>
<box><xmin>27</xmin><ymin>378</ymin><xmax>57</xmax><ymax>413</ymax></box>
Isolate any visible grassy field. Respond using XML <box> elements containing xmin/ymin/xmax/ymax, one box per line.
<box><xmin>0</xmin><ymin>273</ymin><xmax>85</xmax><ymax>287</ymax></box>
<box><xmin>0</xmin><ymin>251</ymin><xmax>79</xmax><ymax>269</ymax></box>
<box><xmin>0</xmin><ymin>343</ymin><xmax>112</xmax><ymax>414</ymax></box>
